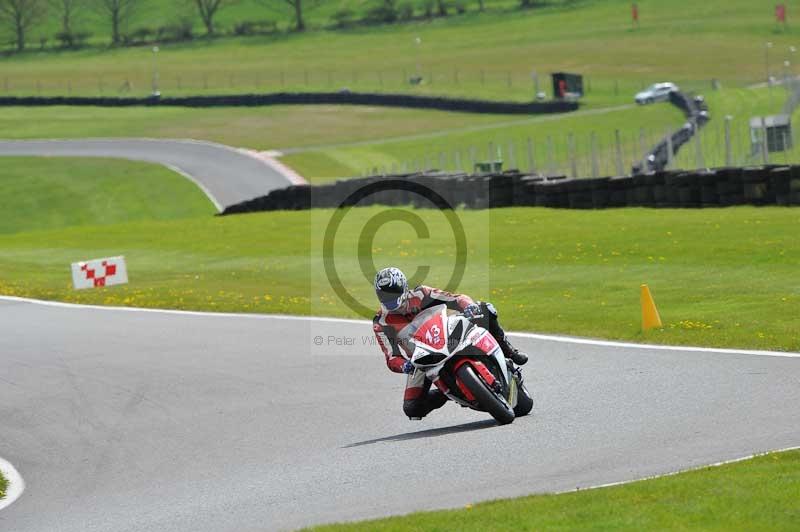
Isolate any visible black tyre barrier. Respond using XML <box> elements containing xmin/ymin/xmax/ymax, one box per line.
<box><xmin>219</xmin><ymin>165</ymin><xmax>800</xmax><ymax>216</ymax></box>
<box><xmin>632</xmin><ymin>91</ymin><xmax>710</xmax><ymax>175</ymax></box>
<box><xmin>0</xmin><ymin>92</ymin><xmax>579</xmax><ymax>115</ymax></box>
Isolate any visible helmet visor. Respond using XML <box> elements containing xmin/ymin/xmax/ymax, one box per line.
<box><xmin>378</xmin><ymin>289</ymin><xmax>406</xmax><ymax>311</ymax></box>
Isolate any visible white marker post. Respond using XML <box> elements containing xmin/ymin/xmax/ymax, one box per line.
<box><xmin>71</xmin><ymin>256</ymin><xmax>129</xmax><ymax>290</ymax></box>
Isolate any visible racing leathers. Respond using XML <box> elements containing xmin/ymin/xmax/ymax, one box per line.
<box><xmin>372</xmin><ymin>285</ymin><xmax>522</xmax><ymax>419</ymax></box>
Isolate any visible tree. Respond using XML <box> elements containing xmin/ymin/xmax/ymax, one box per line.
<box><xmin>50</xmin><ymin>0</ymin><xmax>84</xmax><ymax>35</ymax></box>
<box><xmin>259</xmin><ymin>0</ymin><xmax>315</xmax><ymax>32</ymax></box>
<box><xmin>99</xmin><ymin>0</ymin><xmax>139</xmax><ymax>45</ymax></box>
<box><xmin>194</xmin><ymin>0</ymin><xmax>231</xmax><ymax>35</ymax></box>
<box><xmin>476</xmin><ymin>0</ymin><xmax>484</xmax><ymax>11</ymax></box>
<box><xmin>0</xmin><ymin>0</ymin><xmax>44</xmax><ymax>51</ymax></box>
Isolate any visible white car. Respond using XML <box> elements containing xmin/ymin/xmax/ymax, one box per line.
<box><xmin>635</xmin><ymin>82</ymin><xmax>679</xmax><ymax>104</ymax></box>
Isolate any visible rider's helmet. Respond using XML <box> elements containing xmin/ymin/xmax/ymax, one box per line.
<box><xmin>374</xmin><ymin>267</ymin><xmax>408</xmax><ymax>312</ymax></box>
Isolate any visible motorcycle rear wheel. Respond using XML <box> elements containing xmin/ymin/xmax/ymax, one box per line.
<box><xmin>456</xmin><ymin>364</ymin><xmax>515</xmax><ymax>425</ymax></box>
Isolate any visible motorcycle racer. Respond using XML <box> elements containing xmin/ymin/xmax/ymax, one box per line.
<box><xmin>372</xmin><ymin>266</ymin><xmax>528</xmax><ymax>420</ymax></box>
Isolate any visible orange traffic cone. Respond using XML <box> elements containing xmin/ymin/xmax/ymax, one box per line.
<box><xmin>641</xmin><ymin>284</ymin><xmax>663</xmax><ymax>330</ymax></box>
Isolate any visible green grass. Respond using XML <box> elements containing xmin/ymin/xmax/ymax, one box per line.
<box><xmin>0</xmin><ymin>105</ymin><xmax>520</xmax><ymax>151</ymax></box>
<box><xmin>307</xmin><ymin>449</ymin><xmax>800</xmax><ymax>531</ymax></box>
<box><xmin>1</xmin><ymin>204</ymin><xmax>798</xmax><ymax>352</ymax></box>
<box><xmin>673</xmin><ymin>85</ymin><xmax>800</xmax><ymax>170</ymax></box>
<box><xmin>0</xmin><ymin>101</ymin><xmax>687</xmax><ymax>183</ymax></box>
<box><xmin>283</xmin><ymin>101</ymin><xmax>684</xmax><ymax>180</ymax></box>
<box><xmin>0</xmin><ymin>157</ymin><xmax>215</xmax><ymax>233</ymax></box>
<box><xmin>2</xmin><ymin>0</ymin><xmax>797</xmax><ymax>102</ymax></box>
<box><xmin>0</xmin><ymin>469</ymin><xmax>6</xmax><ymax>500</ymax></box>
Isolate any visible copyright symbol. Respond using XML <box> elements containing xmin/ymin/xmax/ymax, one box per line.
<box><xmin>322</xmin><ymin>179</ymin><xmax>468</xmax><ymax>318</ymax></box>
<box><xmin>313</xmin><ymin>336</ymin><xmax>324</xmax><ymax>346</ymax></box>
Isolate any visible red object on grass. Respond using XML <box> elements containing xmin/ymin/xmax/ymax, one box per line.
<box><xmin>777</xmin><ymin>4</ymin><xmax>786</xmax><ymax>24</ymax></box>
<box><xmin>632</xmin><ymin>3</ymin><xmax>639</xmax><ymax>23</ymax></box>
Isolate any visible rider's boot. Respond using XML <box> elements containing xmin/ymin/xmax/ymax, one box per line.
<box><xmin>405</xmin><ymin>390</ymin><xmax>448</xmax><ymax>420</ymax></box>
<box><xmin>500</xmin><ymin>337</ymin><xmax>528</xmax><ymax>366</ymax></box>
<box><xmin>478</xmin><ymin>302</ymin><xmax>529</xmax><ymax>366</ymax></box>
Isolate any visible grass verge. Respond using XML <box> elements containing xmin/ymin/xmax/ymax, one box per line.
<box><xmin>305</xmin><ymin>449</ymin><xmax>800</xmax><ymax>531</ymax></box>
<box><xmin>0</xmin><ymin>105</ymin><xmax>515</xmax><ymax>152</ymax></box>
<box><xmin>0</xmin><ymin>205</ymin><xmax>797</xmax><ymax>352</ymax></box>
<box><xmin>282</xmin><ymin>101</ymin><xmax>683</xmax><ymax>180</ymax></box>
<box><xmin>0</xmin><ymin>157</ymin><xmax>215</xmax><ymax>234</ymax></box>
<box><xmin>0</xmin><ymin>469</ymin><xmax>6</xmax><ymax>500</ymax></box>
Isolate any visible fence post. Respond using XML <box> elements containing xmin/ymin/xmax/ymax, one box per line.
<box><xmin>527</xmin><ymin>137</ymin><xmax>536</xmax><ymax>174</ymax></box>
<box><xmin>568</xmin><ymin>133</ymin><xmax>578</xmax><ymax>178</ymax></box>
<box><xmin>590</xmin><ymin>131</ymin><xmax>599</xmax><ymax>178</ymax></box>
<box><xmin>547</xmin><ymin>136</ymin><xmax>555</xmax><ymax>176</ymax></box>
<box><xmin>638</xmin><ymin>128</ymin><xmax>647</xmax><ymax>172</ymax></box>
<box><xmin>614</xmin><ymin>129</ymin><xmax>624</xmax><ymax>176</ymax></box>
<box><xmin>455</xmin><ymin>150</ymin><xmax>462</xmax><ymax>172</ymax></box>
<box><xmin>488</xmin><ymin>142</ymin><xmax>494</xmax><ymax>163</ymax></box>
<box><xmin>760</xmin><ymin>117</ymin><xmax>769</xmax><ymax>165</ymax></box>
<box><xmin>724</xmin><ymin>116</ymin><xmax>733</xmax><ymax>167</ymax></box>
<box><xmin>469</xmin><ymin>146</ymin><xmax>476</xmax><ymax>173</ymax></box>
<box><xmin>508</xmin><ymin>141</ymin><xmax>516</xmax><ymax>170</ymax></box>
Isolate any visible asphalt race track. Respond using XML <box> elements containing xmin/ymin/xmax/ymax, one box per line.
<box><xmin>1</xmin><ymin>298</ymin><xmax>799</xmax><ymax>531</ymax></box>
<box><xmin>0</xmin><ymin>139</ymin><xmax>295</xmax><ymax>211</ymax></box>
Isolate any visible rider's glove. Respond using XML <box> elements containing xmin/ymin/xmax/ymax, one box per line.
<box><xmin>402</xmin><ymin>360</ymin><xmax>414</xmax><ymax>374</ymax></box>
<box><xmin>462</xmin><ymin>303</ymin><xmax>484</xmax><ymax>321</ymax></box>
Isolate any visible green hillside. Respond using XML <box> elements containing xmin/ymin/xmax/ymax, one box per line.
<box><xmin>0</xmin><ymin>0</ymin><xmax>795</xmax><ymax>103</ymax></box>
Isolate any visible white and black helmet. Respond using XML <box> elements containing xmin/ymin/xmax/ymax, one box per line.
<box><xmin>374</xmin><ymin>267</ymin><xmax>408</xmax><ymax>311</ymax></box>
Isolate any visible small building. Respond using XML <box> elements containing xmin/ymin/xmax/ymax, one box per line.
<box><xmin>750</xmin><ymin>114</ymin><xmax>793</xmax><ymax>154</ymax></box>
<box><xmin>551</xmin><ymin>72</ymin><xmax>584</xmax><ymax>100</ymax></box>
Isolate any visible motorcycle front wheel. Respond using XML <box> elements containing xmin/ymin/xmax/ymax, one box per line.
<box><xmin>456</xmin><ymin>364</ymin><xmax>515</xmax><ymax>425</ymax></box>
<box><xmin>514</xmin><ymin>380</ymin><xmax>534</xmax><ymax>417</ymax></box>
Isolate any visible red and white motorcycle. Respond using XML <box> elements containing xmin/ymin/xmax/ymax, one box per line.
<box><xmin>398</xmin><ymin>304</ymin><xmax>533</xmax><ymax>425</ymax></box>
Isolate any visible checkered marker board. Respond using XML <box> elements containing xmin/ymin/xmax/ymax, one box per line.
<box><xmin>71</xmin><ymin>256</ymin><xmax>129</xmax><ymax>290</ymax></box>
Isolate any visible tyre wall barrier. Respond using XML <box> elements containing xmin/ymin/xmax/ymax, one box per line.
<box><xmin>632</xmin><ymin>91</ymin><xmax>710</xmax><ymax>175</ymax></box>
<box><xmin>220</xmin><ymin>165</ymin><xmax>800</xmax><ymax>215</ymax></box>
<box><xmin>0</xmin><ymin>92</ymin><xmax>579</xmax><ymax>114</ymax></box>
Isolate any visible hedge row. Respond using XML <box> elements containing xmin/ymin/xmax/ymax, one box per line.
<box><xmin>221</xmin><ymin>165</ymin><xmax>800</xmax><ymax>215</ymax></box>
<box><xmin>0</xmin><ymin>92</ymin><xmax>578</xmax><ymax>114</ymax></box>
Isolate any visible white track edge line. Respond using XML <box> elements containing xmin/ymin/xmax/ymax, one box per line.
<box><xmin>0</xmin><ymin>457</ymin><xmax>25</xmax><ymax>512</ymax></box>
<box><xmin>163</xmin><ymin>163</ymin><xmax>223</xmax><ymax>213</ymax></box>
<box><xmin>1</xmin><ymin>295</ymin><xmax>798</xmax><ymax>358</ymax></box>
<box><xmin>558</xmin><ymin>445</ymin><xmax>800</xmax><ymax>495</ymax></box>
